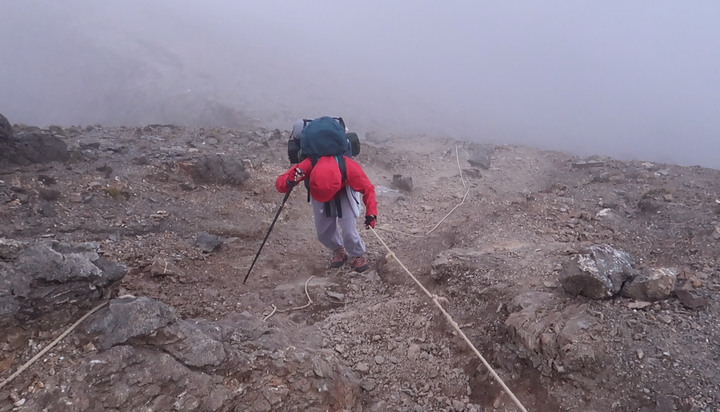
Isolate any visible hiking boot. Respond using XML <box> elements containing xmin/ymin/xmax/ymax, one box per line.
<box><xmin>350</xmin><ymin>255</ymin><xmax>369</xmax><ymax>273</ymax></box>
<box><xmin>330</xmin><ymin>247</ymin><xmax>348</xmax><ymax>268</ymax></box>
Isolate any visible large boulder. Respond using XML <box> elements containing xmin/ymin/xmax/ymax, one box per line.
<box><xmin>0</xmin><ymin>113</ymin><xmax>12</xmax><ymax>142</ymax></box>
<box><xmin>560</xmin><ymin>244</ymin><xmax>634</xmax><ymax>299</ymax></box>
<box><xmin>180</xmin><ymin>154</ymin><xmax>250</xmax><ymax>185</ymax></box>
<box><xmin>13</xmin><ymin>130</ymin><xmax>69</xmax><ymax>164</ymax></box>
<box><xmin>0</xmin><ymin>239</ymin><xmax>126</xmax><ymax>327</ymax></box>
<box><xmin>0</xmin><ymin>112</ymin><xmax>15</xmax><ymax>162</ymax></box>
<box><xmin>2</xmin><ymin>296</ymin><xmax>365</xmax><ymax>412</ymax></box>
<box><xmin>466</xmin><ymin>143</ymin><xmax>493</xmax><ymax>169</ymax></box>
<box><xmin>505</xmin><ymin>291</ymin><xmax>603</xmax><ymax>375</ymax></box>
<box><xmin>621</xmin><ymin>267</ymin><xmax>677</xmax><ymax>301</ymax></box>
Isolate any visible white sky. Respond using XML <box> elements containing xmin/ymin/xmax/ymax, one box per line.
<box><xmin>1</xmin><ymin>1</ymin><xmax>719</xmax><ymax>167</ymax></box>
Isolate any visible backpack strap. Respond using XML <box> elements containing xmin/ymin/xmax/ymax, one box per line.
<box><xmin>306</xmin><ymin>157</ymin><xmax>318</xmax><ymax>203</ymax></box>
<box><xmin>332</xmin><ymin>155</ymin><xmax>347</xmax><ymax>219</ymax></box>
<box><xmin>336</xmin><ymin>154</ymin><xmax>347</xmax><ymax>183</ymax></box>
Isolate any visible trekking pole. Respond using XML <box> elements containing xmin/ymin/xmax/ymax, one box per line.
<box><xmin>243</xmin><ymin>183</ymin><xmax>295</xmax><ymax>284</ymax></box>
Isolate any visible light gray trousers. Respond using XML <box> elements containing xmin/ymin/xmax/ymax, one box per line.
<box><xmin>311</xmin><ymin>192</ymin><xmax>366</xmax><ymax>257</ymax></box>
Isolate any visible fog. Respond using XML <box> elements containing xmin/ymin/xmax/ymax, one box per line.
<box><xmin>2</xmin><ymin>1</ymin><xmax>720</xmax><ymax>168</ymax></box>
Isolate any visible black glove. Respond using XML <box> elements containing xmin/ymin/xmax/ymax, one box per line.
<box><xmin>286</xmin><ymin>180</ymin><xmax>296</xmax><ymax>189</ymax></box>
<box><xmin>364</xmin><ymin>215</ymin><xmax>376</xmax><ymax>229</ymax></box>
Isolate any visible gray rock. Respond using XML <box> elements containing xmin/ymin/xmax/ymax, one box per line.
<box><xmin>0</xmin><ymin>112</ymin><xmax>12</xmax><ymax>142</ymax></box>
<box><xmin>392</xmin><ymin>174</ymin><xmax>414</xmax><ymax>192</ymax></box>
<box><xmin>35</xmin><ymin>201</ymin><xmax>58</xmax><ymax>217</ymax></box>
<box><xmin>326</xmin><ymin>291</ymin><xmax>345</xmax><ymax>301</ymax></box>
<box><xmin>361</xmin><ymin>378</ymin><xmax>377</xmax><ymax>391</ymax></box>
<box><xmin>638</xmin><ymin>197</ymin><xmax>662</xmax><ymax>214</ymax></box>
<box><xmin>150</xmin><ymin>257</ymin><xmax>185</xmax><ymax>277</ymax></box>
<box><xmin>0</xmin><ymin>240</ymin><xmax>126</xmax><ymax>327</ymax></box>
<box><xmin>195</xmin><ymin>232</ymin><xmax>223</xmax><ymax>253</ymax></box>
<box><xmin>82</xmin><ymin>297</ymin><xmax>178</xmax><ymax>350</ymax></box>
<box><xmin>560</xmin><ymin>244</ymin><xmax>634</xmax><ymax>299</ymax></box>
<box><xmin>467</xmin><ymin>143</ymin><xmax>493</xmax><ymax>169</ymax></box>
<box><xmin>0</xmin><ymin>113</ymin><xmax>14</xmax><ymax>161</ymax></box>
<box><xmin>0</xmin><ymin>238</ymin><xmax>26</xmax><ymax>260</ymax></box>
<box><xmin>355</xmin><ymin>362</ymin><xmax>370</xmax><ymax>372</ymax></box>
<box><xmin>185</xmin><ymin>154</ymin><xmax>250</xmax><ymax>185</ymax></box>
<box><xmin>674</xmin><ymin>289</ymin><xmax>708</xmax><ymax>310</ymax></box>
<box><xmin>571</xmin><ymin>160</ymin><xmax>605</xmax><ymax>168</ymax></box>
<box><xmin>13</xmin><ymin>131</ymin><xmax>69</xmax><ymax>164</ymax></box>
<box><xmin>595</xmin><ymin>208</ymin><xmax>624</xmax><ymax>232</ymax></box>
<box><xmin>621</xmin><ymin>267</ymin><xmax>677</xmax><ymax>301</ymax></box>
<box><xmin>505</xmin><ymin>292</ymin><xmax>601</xmax><ymax>375</ymax></box>
<box><xmin>150</xmin><ymin>318</ymin><xmax>227</xmax><ymax>367</ymax></box>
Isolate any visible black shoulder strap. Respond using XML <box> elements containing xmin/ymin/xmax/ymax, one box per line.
<box><xmin>305</xmin><ymin>157</ymin><xmax>319</xmax><ymax>203</ymax></box>
<box><xmin>336</xmin><ymin>155</ymin><xmax>347</xmax><ymax>183</ymax></box>
<box><xmin>334</xmin><ymin>155</ymin><xmax>347</xmax><ymax>219</ymax></box>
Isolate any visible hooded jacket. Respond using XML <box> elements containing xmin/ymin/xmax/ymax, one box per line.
<box><xmin>276</xmin><ymin>156</ymin><xmax>377</xmax><ymax>217</ymax></box>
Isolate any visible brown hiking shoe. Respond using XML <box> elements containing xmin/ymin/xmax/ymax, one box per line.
<box><xmin>350</xmin><ymin>255</ymin><xmax>369</xmax><ymax>273</ymax></box>
<box><xmin>330</xmin><ymin>247</ymin><xmax>348</xmax><ymax>268</ymax></box>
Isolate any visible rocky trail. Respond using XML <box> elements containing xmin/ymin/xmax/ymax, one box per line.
<box><xmin>1</xmin><ymin>113</ymin><xmax>720</xmax><ymax>411</ymax></box>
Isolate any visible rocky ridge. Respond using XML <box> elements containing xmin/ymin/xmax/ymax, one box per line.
<box><xmin>1</xmin><ymin>115</ymin><xmax>719</xmax><ymax>411</ymax></box>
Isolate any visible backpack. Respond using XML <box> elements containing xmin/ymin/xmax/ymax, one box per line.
<box><xmin>287</xmin><ymin>116</ymin><xmax>360</xmax><ymax>164</ymax></box>
<box><xmin>289</xmin><ymin>116</ymin><xmax>360</xmax><ymax>218</ymax></box>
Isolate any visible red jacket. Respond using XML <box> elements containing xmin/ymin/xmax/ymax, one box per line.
<box><xmin>276</xmin><ymin>157</ymin><xmax>377</xmax><ymax>217</ymax></box>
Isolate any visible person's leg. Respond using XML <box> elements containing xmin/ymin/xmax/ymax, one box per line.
<box><xmin>336</xmin><ymin>193</ymin><xmax>367</xmax><ymax>258</ymax></box>
<box><xmin>312</xmin><ymin>197</ymin><xmax>347</xmax><ymax>267</ymax></box>
<box><xmin>311</xmin><ymin>198</ymin><xmax>342</xmax><ymax>251</ymax></box>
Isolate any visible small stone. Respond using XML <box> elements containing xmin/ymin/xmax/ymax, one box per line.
<box><xmin>675</xmin><ymin>289</ymin><xmax>709</xmax><ymax>310</ymax></box>
<box><xmin>195</xmin><ymin>232</ymin><xmax>223</xmax><ymax>253</ymax></box>
<box><xmin>374</xmin><ymin>355</ymin><xmax>385</xmax><ymax>365</ymax></box>
<box><xmin>360</xmin><ymin>379</ymin><xmax>376</xmax><ymax>391</ymax></box>
<box><xmin>408</xmin><ymin>344</ymin><xmax>421</xmax><ymax>361</ymax></box>
<box><xmin>355</xmin><ymin>362</ymin><xmax>370</xmax><ymax>372</ymax></box>
<box><xmin>326</xmin><ymin>291</ymin><xmax>345</xmax><ymax>301</ymax></box>
<box><xmin>69</xmin><ymin>193</ymin><xmax>83</xmax><ymax>203</ymax></box>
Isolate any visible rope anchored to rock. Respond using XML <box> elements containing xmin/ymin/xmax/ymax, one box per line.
<box><xmin>370</xmin><ymin>228</ymin><xmax>529</xmax><ymax>412</ymax></box>
<box><xmin>0</xmin><ymin>301</ymin><xmax>109</xmax><ymax>391</ymax></box>
<box><xmin>370</xmin><ymin>145</ymin><xmax>528</xmax><ymax>411</ymax></box>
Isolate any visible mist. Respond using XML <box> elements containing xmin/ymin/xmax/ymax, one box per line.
<box><xmin>2</xmin><ymin>1</ymin><xmax>720</xmax><ymax>168</ymax></box>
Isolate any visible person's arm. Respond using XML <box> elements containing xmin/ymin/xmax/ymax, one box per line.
<box><xmin>344</xmin><ymin>157</ymin><xmax>377</xmax><ymax>217</ymax></box>
<box><xmin>275</xmin><ymin>158</ymin><xmax>312</xmax><ymax>193</ymax></box>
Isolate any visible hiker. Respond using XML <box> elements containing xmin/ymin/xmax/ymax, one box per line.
<box><xmin>275</xmin><ymin>119</ymin><xmax>377</xmax><ymax>272</ymax></box>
